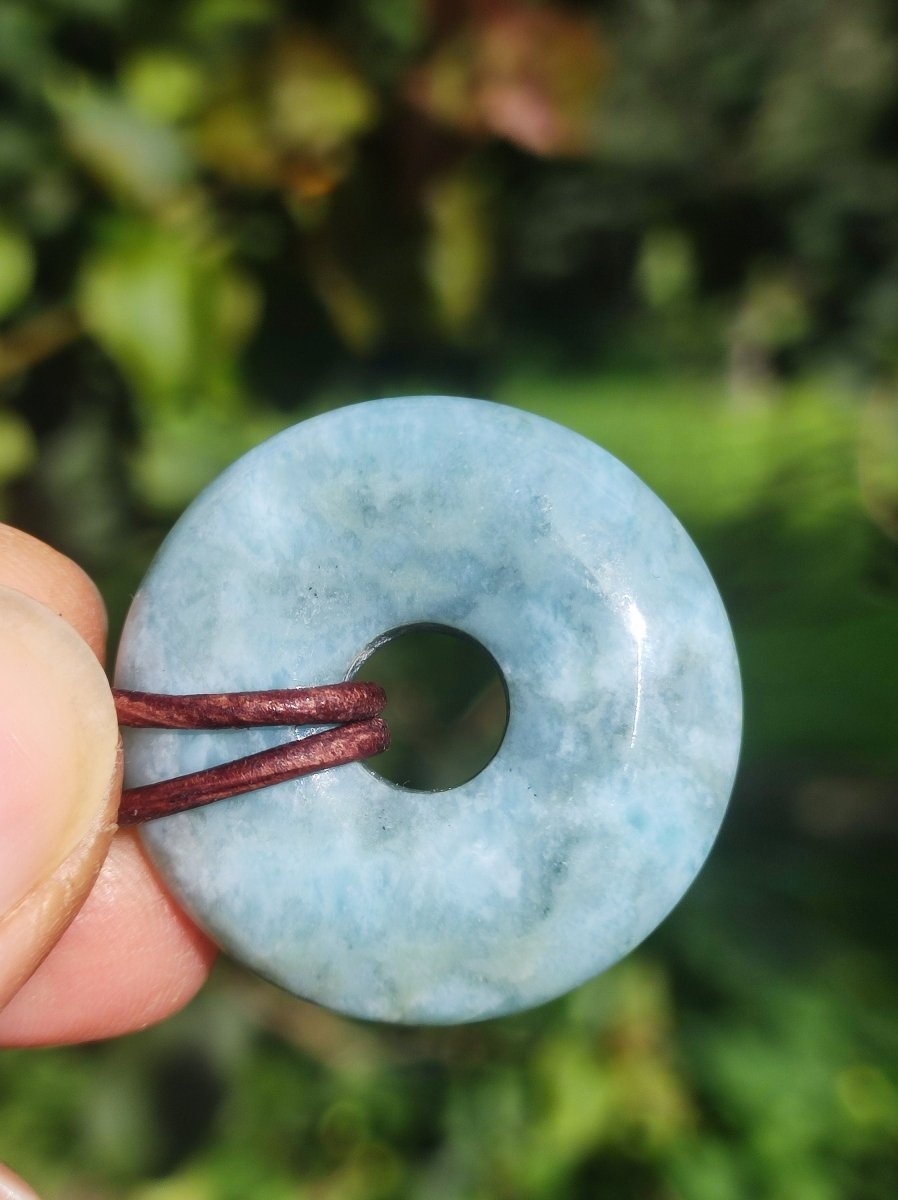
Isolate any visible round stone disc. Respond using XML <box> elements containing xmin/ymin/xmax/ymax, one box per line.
<box><xmin>115</xmin><ymin>397</ymin><xmax>741</xmax><ymax>1024</ymax></box>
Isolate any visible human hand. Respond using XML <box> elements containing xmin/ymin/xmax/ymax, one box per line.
<box><xmin>0</xmin><ymin>523</ymin><xmax>216</xmax><ymax>1048</ymax></box>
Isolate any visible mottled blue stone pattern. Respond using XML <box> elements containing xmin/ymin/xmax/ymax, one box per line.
<box><xmin>116</xmin><ymin>397</ymin><xmax>742</xmax><ymax>1024</ymax></box>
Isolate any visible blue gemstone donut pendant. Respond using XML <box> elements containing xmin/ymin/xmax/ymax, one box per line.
<box><xmin>116</xmin><ymin>397</ymin><xmax>741</xmax><ymax>1024</ymax></box>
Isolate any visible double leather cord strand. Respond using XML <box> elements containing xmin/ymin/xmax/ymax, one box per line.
<box><xmin>114</xmin><ymin>684</ymin><xmax>389</xmax><ymax>823</ymax></box>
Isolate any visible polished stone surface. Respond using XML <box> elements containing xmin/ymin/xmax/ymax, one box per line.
<box><xmin>116</xmin><ymin>397</ymin><xmax>742</xmax><ymax>1024</ymax></box>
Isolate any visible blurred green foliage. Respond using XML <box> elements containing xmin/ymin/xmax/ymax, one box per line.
<box><xmin>1</xmin><ymin>0</ymin><xmax>897</xmax><ymax>1197</ymax></box>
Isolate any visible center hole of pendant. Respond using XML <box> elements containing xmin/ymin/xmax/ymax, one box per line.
<box><xmin>350</xmin><ymin>623</ymin><xmax>509</xmax><ymax>792</ymax></box>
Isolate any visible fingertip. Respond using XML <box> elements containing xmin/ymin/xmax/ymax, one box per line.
<box><xmin>0</xmin><ymin>1162</ymin><xmax>42</xmax><ymax>1200</ymax></box>
<box><xmin>0</xmin><ymin>524</ymin><xmax>107</xmax><ymax>661</ymax></box>
<box><xmin>0</xmin><ymin>587</ymin><xmax>120</xmax><ymax>1006</ymax></box>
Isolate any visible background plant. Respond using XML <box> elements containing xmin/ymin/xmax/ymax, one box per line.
<box><xmin>0</xmin><ymin>2</ymin><xmax>896</xmax><ymax>1197</ymax></box>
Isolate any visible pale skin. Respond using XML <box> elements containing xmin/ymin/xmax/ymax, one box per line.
<box><xmin>0</xmin><ymin>523</ymin><xmax>216</xmax><ymax>1196</ymax></box>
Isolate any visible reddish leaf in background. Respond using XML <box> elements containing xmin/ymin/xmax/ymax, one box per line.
<box><xmin>408</xmin><ymin>2</ymin><xmax>608</xmax><ymax>157</ymax></box>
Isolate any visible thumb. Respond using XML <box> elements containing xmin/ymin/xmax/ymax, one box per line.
<box><xmin>0</xmin><ymin>585</ymin><xmax>121</xmax><ymax>1007</ymax></box>
<box><xmin>0</xmin><ymin>1162</ymin><xmax>41</xmax><ymax>1199</ymax></box>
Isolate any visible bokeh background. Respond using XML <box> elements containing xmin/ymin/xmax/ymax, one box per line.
<box><xmin>1</xmin><ymin>0</ymin><xmax>897</xmax><ymax>1196</ymax></box>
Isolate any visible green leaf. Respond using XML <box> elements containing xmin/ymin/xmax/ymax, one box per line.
<box><xmin>424</xmin><ymin>170</ymin><xmax>493</xmax><ymax>335</ymax></box>
<box><xmin>637</xmin><ymin>227</ymin><xmax>697</xmax><ymax>309</ymax></box>
<box><xmin>0</xmin><ymin>223</ymin><xmax>35</xmax><ymax>318</ymax></box>
<box><xmin>78</xmin><ymin>222</ymin><xmax>196</xmax><ymax>398</ymax></box>
<box><xmin>0</xmin><ymin>409</ymin><xmax>36</xmax><ymax>483</ymax></box>
<box><xmin>268</xmin><ymin>35</ymin><xmax>378</xmax><ymax>156</ymax></box>
<box><xmin>122</xmin><ymin>50</ymin><xmax>207</xmax><ymax>124</ymax></box>
<box><xmin>48</xmin><ymin>76</ymin><xmax>193</xmax><ymax>209</ymax></box>
<box><xmin>77</xmin><ymin>217</ymin><xmax>260</xmax><ymax>412</ymax></box>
